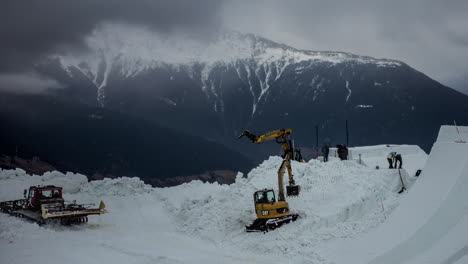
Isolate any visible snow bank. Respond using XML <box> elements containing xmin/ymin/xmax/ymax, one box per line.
<box><xmin>82</xmin><ymin>177</ymin><xmax>153</xmax><ymax>196</ymax></box>
<box><xmin>0</xmin><ymin>169</ymin><xmax>88</xmax><ymax>202</ymax></box>
<box><xmin>348</xmin><ymin>144</ymin><xmax>425</xmax><ymax>160</ymax></box>
<box><xmin>349</xmin><ymin>144</ymin><xmax>427</xmax><ymax>179</ymax></box>
<box><xmin>437</xmin><ymin>125</ymin><xmax>468</xmax><ymax>143</ymax></box>
<box><xmin>0</xmin><ymin>169</ymin><xmax>287</xmax><ymax>263</ymax></box>
<box><xmin>322</xmin><ymin>126</ymin><xmax>468</xmax><ymax>264</ymax></box>
<box><xmin>0</xmin><ymin>143</ymin><xmax>430</xmax><ymax>263</ymax></box>
<box><xmin>156</xmin><ymin>157</ymin><xmax>407</xmax><ymax>260</ymax></box>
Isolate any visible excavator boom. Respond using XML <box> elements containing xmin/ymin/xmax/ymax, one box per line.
<box><xmin>239</xmin><ymin>128</ymin><xmax>301</xmax><ymax>232</ymax></box>
<box><xmin>240</xmin><ymin>128</ymin><xmax>300</xmax><ymax>198</ymax></box>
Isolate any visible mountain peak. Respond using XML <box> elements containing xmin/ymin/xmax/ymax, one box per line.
<box><xmin>56</xmin><ymin>23</ymin><xmax>403</xmax><ymax>78</ymax></box>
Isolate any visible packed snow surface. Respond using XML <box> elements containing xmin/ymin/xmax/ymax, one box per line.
<box><xmin>1</xmin><ymin>144</ymin><xmax>428</xmax><ymax>263</ymax></box>
<box><xmin>321</xmin><ymin>126</ymin><xmax>468</xmax><ymax>264</ymax></box>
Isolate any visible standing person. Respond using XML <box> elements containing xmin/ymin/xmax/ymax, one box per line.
<box><xmin>337</xmin><ymin>145</ymin><xmax>345</xmax><ymax>160</ymax></box>
<box><xmin>293</xmin><ymin>149</ymin><xmax>299</xmax><ymax>161</ymax></box>
<box><xmin>322</xmin><ymin>143</ymin><xmax>330</xmax><ymax>162</ymax></box>
<box><xmin>395</xmin><ymin>153</ymin><xmax>403</xmax><ymax>169</ymax></box>
<box><xmin>387</xmin><ymin>152</ymin><xmax>395</xmax><ymax>169</ymax></box>
<box><xmin>343</xmin><ymin>144</ymin><xmax>349</xmax><ymax>160</ymax></box>
<box><xmin>296</xmin><ymin>148</ymin><xmax>303</xmax><ymax>162</ymax></box>
<box><xmin>293</xmin><ymin>148</ymin><xmax>303</xmax><ymax>161</ymax></box>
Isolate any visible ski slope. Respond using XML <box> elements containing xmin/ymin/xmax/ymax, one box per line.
<box><xmin>321</xmin><ymin>125</ymin><xmax>468</xmax><ymax>264</ymax></box>
<box><xmin>0</xmin><ymin>143</ymin><xmax>429</xmax><ymax>263</ymax></box>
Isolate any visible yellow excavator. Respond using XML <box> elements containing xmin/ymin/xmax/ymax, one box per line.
<box><xmin>239</xmin><ymin>128</ymin><xmax>300</xmax><ymax>232</ymax></box>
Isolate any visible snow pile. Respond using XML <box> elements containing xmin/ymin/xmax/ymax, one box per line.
<box><xmin>82</xmin><ymin>177</ymin><xmax>153</xmax><ymax>197</ymax></box>
<box><xmin>0</xmin><ymin>169</ymin><xmax>88</xmax><ymax>201</ymax></box>
<box><xmin>157</xmin><ymin>156</ymin><xmax>406</xmax><ymax>260</ymax></box>
<box><xmin>0</xmin><ymin>144</ymin><xmax>430</xmax><ymax>263</ymax></box>
<box><xmin>0</xmin><ymin>168</ymin><xmax>153</xmax><ymax>197</ymax></box>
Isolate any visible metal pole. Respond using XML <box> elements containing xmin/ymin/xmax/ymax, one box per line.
<box><xmin>345</xmin><ymin>120</ymin><xmax>348</xmax><ymax>146</ymax></box>
<box><xmin>315</xmin><ymin>125</ymin><xmax>319</xmax><ymax>158</ymax></box>
<box><xmin>316</xmin><ymin>125</ymin><xmax>319</xmax><ymax>148</ymax></box>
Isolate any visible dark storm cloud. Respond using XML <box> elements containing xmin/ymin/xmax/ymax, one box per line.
<box><xmin>0</xmin><ymin>0</ymin><xmax>224</xmax><ymax>72</ymax></box>
<box><xmin>0</xmin><ymin>72</ymin><xmax>62</xmax><ymax>94</ymax></box>
<box><xmin>1</xmin><ymin>0</ymin><xmax>466</xmax><ymax>93</ymax></box>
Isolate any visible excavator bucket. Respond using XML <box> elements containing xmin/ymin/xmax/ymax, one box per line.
<box><xmin>286</xmin><ymin>185</ymin><xmax>300</xmax><ymax>196</ymax></box>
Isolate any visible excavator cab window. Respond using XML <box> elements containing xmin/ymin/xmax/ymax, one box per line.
<box><xmin>255</xmin><ymin>190</ymin><xmax>275</xmax><ymax>204</ymax></box>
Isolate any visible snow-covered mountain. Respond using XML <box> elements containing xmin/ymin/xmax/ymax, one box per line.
<box><xmin>54</xmin><ymin>24</ymin><xmax>402</xmax><ymax>110</ymax></box>
<box><xmin>39</xmin><ymin>23</ymin><xmax>468</xmax><ymax>155</ymax></box>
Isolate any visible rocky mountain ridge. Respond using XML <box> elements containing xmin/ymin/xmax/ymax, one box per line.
<box><xmin>37</xmin><ymin>23</ymin><xmax>468</xmax><ymax>156</ymax></box>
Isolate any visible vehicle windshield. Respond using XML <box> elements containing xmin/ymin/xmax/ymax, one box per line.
<box><xmin>28</xmin><ymin>189</ymin><xmax>35</xmax><ymax>199</ymax></box>
<box><xmin>39</xmin><ymin>189</ymin><xmax>60</xmax><ymax>198</ymax></box>
<box><xmin>255</xmin><ymin>190</ymin><xmax>275</xmax><ymax>203</ymax></box>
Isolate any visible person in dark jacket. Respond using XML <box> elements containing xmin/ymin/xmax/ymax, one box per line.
<box><xmin>293</xmin><ymin>148</ymin><xmax>303</xmax><ymax>161</ymax></box>
<box><xmin>322</xmin><ymin>143</ymin><xmax>330</xmax><ymax>162</ymax></box>
<box><xmin>394</xmin><ymin>153</ymin><xmax>403</xmax><ymax>169</ymax></box>
<box><xmin>343</xmin><ymin>144</ymin><xmax>349</xmax><ymax>160</ymax></box>
<box><xmin>337</xmin><ymin>144</ymin><xmax>345</xmax><ymax>160</ymax></box>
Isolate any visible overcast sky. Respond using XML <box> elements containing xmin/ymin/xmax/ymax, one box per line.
<box><xmin>221</xmin><ymin>0</ymin><xmax>468</xmax><ymax>93</ymax></box>
<box><xmin>1</xmin><ymin>0</ymin><xmax>467</xmax><ymax>94</ymax></box>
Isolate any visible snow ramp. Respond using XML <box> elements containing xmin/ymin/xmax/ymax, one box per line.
<box><xmin>322</xmin><ymin>125</ymin><xmax>468</xmax><ymax>264</ymax></box>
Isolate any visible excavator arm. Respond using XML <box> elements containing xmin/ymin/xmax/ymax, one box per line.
<box><xmin>239</xmin><ymin>128</ymin><xmax>300</xmax><ymax>199</ymax></box>
<box><xmin>239</xmin><ymin>129</ymin><xmax>291</xmax><ymax>143</ymax></box>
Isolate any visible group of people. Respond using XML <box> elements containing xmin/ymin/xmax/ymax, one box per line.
<box><xmin>336</xmin><ymin>144</ymin><xmax>349</xmax><ymax>160</ymax></box>
<box><xmin>306</xmin><ymin>143</ymin><xmax>404</xmax><ymax>168</ymax></box>
<box><xmin>321</xmin><ymin>143</ymin><xmax>348</xmax><ymax>162</ymax></box>
<box><xmin>387</xmin><ymin>152</ymin><xmax>403</xmax><ymax>169</ymax></box>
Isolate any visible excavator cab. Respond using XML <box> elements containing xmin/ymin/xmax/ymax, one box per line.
<box><xmin>254</xmin><ymin>189</ymin><xmax>276</xmax><ymax>204</ymax></box>
<box><xmin>252</xmin><ymin>189</ymin><xmax>290</xmax><ymax>219</ymax></box>
<box><xmin>246</xmin><ymin>188</ymin><xmax>298</xmax><ymax>232</ymax></box>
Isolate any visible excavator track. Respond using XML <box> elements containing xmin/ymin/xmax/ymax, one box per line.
<box><xmin>246</xmin><ymin>214</ymin><xmax>299</xmax><ymax>232</ymax></box>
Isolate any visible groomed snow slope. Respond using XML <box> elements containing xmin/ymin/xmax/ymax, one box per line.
<box><xmin>321</xmin><ymin>125</ymin><xmax>468</xmax><ymax>264</ymax></box>
<box><xmin>0</xmin><ymin>145</ymin><xmax>427</xmax><ymax>264</ymax></box>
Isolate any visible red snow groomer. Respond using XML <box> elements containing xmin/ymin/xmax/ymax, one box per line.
<box><xmin>0</xmin><ymin>185</ymin><xmax>106</xmax><ymax>225</ymax></box>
